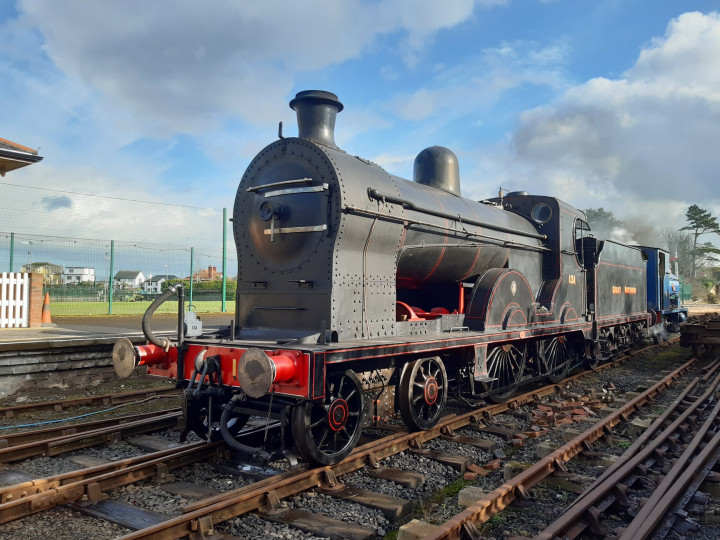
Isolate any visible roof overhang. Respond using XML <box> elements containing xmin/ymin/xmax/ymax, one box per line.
<box><xmin>0</xmin><ymin>148</ymin><xmax>44</xmax><ymax>176</ymax></box>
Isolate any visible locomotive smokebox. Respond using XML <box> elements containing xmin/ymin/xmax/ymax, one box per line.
<box><xmin>290</xmin><ymin>90</ymin><xmax>344</xmax><ymax>148</ymax></box>
<box><xmin>413</xmin><ymin>146</ymin><xmax>461</xmax><ymax>195</ymax></box>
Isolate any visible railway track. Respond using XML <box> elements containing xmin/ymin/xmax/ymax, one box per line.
<box><xmin>531</xmin><ymin>357</ymin><xmax>720</xmax><ymax>540</ymax></box>
<box><xmin>0</xmin><ymin>409</ymin><xmax>179</xmax><ymax>449</ymax></box>
<box><xmin>0</xmin><ymin>340</ymin><xmax>712</xmax><ymax>539</ymax></box>
<box><xmin>422</xmin><ymin>356</ymin><xmax>715</xmax><ymax>539</ymax></box>
<box><xmin>0</xmin><ymin>387</ymin><xmax>179</xmax><ymax>420</ymax></box>
<box><xmin>0</xmin><ymin>409</ymin><xmax>182</xmax><ymax>463</ymax></box>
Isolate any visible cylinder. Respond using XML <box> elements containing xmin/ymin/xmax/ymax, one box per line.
<box><xmin>135</xmin><ymin>343</ymin><xmax>169</xmax><ymax>365</ymax></box>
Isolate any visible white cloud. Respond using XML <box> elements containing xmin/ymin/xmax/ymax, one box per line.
<box><xmin>506</xmin><ymin>11</ymin><xmax>720</xmax><ymax>227</ymax></box>
<box><xmin>16</xmin><ymin>0</ymin><xmax>498</xmax><ymax>136</ymax></box>
<box><xmin>371</xmin><ymin>152</ymin><xmax>417</xmax><ymax>173</ymax></box>
<box><xmin>387</xmin><ymin>40</ymin><xmax>568</xmax><ymax>123</ymax></box>
<box><xmin>1</xmin><ymin>164</ymin><xmax>226</xmax><ymax>247</ymax></box>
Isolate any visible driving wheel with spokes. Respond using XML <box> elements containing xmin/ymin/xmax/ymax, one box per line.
<box><xmin>481</xmin><ymin>343</ymin><xmax>526</xmax><ymax>403</ymax></box>
<box><xmin>291</xmin><ymin>369</ymin><xmax>365</xmax><ymax>466</ymax></box>
<box><xmin>540</xmin><ymin>336</ymin><xmax>574</xmax><ymax>384</ymax></box>
<box><xmin>399</xmin><ymin>356</ymin><xmax>448</xmax><ymax>431</ymax></box>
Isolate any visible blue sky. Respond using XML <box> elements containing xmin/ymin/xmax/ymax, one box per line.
<box><xmin>2</xmin><ymin>0</ymin><xmax>720</xmax><ymax>247</ymax></box>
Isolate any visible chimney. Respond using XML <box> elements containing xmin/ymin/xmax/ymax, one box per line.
<box><xmin>289</xmin><ymin>90</ymin><xmax>343</xmax><ymax>148</ymax></box>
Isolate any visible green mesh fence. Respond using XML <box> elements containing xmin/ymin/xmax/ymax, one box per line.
<box><xmin>0</xmin><ymin>183</ymin><xmax>236</xmax><ymax>316</ymax></box>
<box><xmin>0</xmin><ymin>232</ymin><xmax>236</xmax><ymax>316</ymax></box>
<box><xmin>679</xmin><ymin>282</ymin><xmax>692</xmax><ymax>303</ymax></box>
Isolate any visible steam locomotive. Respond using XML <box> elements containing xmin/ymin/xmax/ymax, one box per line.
<box><xmin>112</xmin><ymin>90</ymin><xmax>684</xmax><ymax>466</ymax></box>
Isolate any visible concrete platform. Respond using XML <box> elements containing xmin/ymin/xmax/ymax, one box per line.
<box><xmin>0</xmin><ymin>313</ymin><xmax>234</xmax><ymax>349</ymax></box>
<box><xmin>0</xmin><ymin>313</ymin><xmax>233</xmax><ymax>396</ymax></box>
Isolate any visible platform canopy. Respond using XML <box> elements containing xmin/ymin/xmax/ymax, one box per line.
<box><xmin>0</xmin><ymin>137</ymin><xmax>43</xmax><ymax>176</ymax></box>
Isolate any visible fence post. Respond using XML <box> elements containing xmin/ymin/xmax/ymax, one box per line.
<box><xmin>221</xmin><ymin>208</ymin><xmax>227</xmax><ymax>313</ymax></box>
<box><xmin>108</xmin><ymin>240</ymin><xmax>115</xmax><ymax>315</ymax></box>
<box><xmin>9</xmin><ymin>232</ymin><xmax>14</xmax><ymax>272</ymax></box>
<box><xmin>189</xmin><ymin>247</ymin><xmax>194</xmax><ymax>308</ymax></box>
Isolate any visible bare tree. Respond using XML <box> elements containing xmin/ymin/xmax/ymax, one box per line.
<box><xmin>657</xmin><ymin>228</ymin><xmax>693</xmax><ymax>279</ymax></box>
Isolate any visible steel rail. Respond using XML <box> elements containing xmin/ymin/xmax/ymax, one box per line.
<box><xmin>0</xmin><ymin>441</ymin><xmax>207</xmax><ymax>504</ymax></box>
<box><xmin>561</xmin><ymin>375</ymin><xmax>700</xmax><ymax>513</ymax></box>
<box><xmin>700</xmin><ymin>356</ymin><xmax>720</xmax><ymax>381</ymax></box>
<box><xmin>652</xmin><ymin>433</ymin><xmax>720</xmax><ymax>538</ymax></box>
<box><xmin>0</xmin><ymin>408</ymin><xmax>179</xmax><ymax>448</ymax></box>
<box><xmin>0</xmin><ymin>441</ymin><xmax>223</xmax><ymax>524</ymax></box>
<box><xmin>420</xmin><ymin>357</ymin><xmax>696</xmax><ymax>540</ymax></box>
<box><xmin>178</xmin><ymin>347</ymin><xmax>649</xmax><ymax>517</ymax></box>
<box><xmin>178</xmin><ymin>343</ymin><xmax>657</xmax><ymax>514</ymax></box>
<box><xmin>110</xmin><ymin>343</ymin><xmax>675</xmax><ymax>539</ymax></box>
<box><xmin>0</xmin><ymin>340</ymin><xmax>680</xmax><ymax>535</ymax></box>
<box><xmin>0</xmin><ymin>387</ymin><xmax>179</xmax><ymax>420</ymax></box>
<box><xmin>0</xmin><ymin>411</ymin><xmax>182</xmax><ymax>463</ymax></box>
<box><xmin>619</xmin><ymin>397</ymin><xmax>720</xmax><ymax>539</ymax></box>
<box><xmin>534</xmin><ymin>365</ymin><xmax>720</xmax><ymax>540</ymax></box>
<box><xmin>561</xmin><ymin>356</ymin><xmax>717</xmax><ymax>514</ymax></box>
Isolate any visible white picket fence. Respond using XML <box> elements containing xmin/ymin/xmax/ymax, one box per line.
<box><xmin>0</xmin><ymin>272</ymin><xmax>29</xmax><ymax>328</ymax></box>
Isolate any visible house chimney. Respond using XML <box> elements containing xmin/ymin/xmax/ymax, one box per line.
<box><xmin>289</xmin><ymin>90</ymin><xmax>343</xmax><ymax>148</ymax></box>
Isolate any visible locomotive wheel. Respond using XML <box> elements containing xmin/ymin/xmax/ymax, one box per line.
<box><xmin>482</xmin><ymin>343</ymin><xmax>526</xmax><ymax>403</ymax></box>
<box><xmin>540</xmin><ymin>337</ymin><xmax>573</xmax><ymax>384</ymax></box>
<box><xmin>399</xmin><ymin>356</ymin><xmax>448</xmax><ymax>431</ymax></box>
<box><xmin>291</xmin><ymin>369</ymin><xmax>364</xmax><ymax>466</ymax></box>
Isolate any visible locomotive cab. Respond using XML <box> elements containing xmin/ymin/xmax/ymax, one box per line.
<box><xmin>639</xmin><ymin>246</ymin><xmax>688</xmax><ymax>333</ymax></box>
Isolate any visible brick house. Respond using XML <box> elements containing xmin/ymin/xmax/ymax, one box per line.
<box><xmin>192</xmin><ymin>265</ymin><xmax>223</xmax><ymax>282</ymax></box>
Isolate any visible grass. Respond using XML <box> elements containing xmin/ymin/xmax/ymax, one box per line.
<box><xmin>430</xmin><ymin>477</ymin><xmax>472</xmax><ymax>503</ymax></box>
<box><xmin>410</xmin><ymin>477</ymin><xmax>473</xmax><ymax>525</ymax></box>
<box><xmin>487</xmin><ymin>514</ymin><xmax>507</xmax><ymax>525</ymax></box>
<box><xmin>614</xmin><ymin>439</ymin><xmax>633</xmax><ymax>449</ymax></box>
<box><xmin>50</xmin><ymin>300</ymin><xmax>231</xmax><ymax>316</ymax></box>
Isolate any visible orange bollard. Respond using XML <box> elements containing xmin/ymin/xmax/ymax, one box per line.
<box><xmin>41</xmin><ymin>292</ymin><xmax>53</xmax><ymax>325</ymax></box>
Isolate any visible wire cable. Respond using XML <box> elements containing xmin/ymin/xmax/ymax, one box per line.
<box><xmin>0</xmin><ymin>395</ymin><xmax>176</xmax><ymax>431</ymax></box>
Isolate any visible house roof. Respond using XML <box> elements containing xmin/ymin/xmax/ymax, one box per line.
<box><xmin>0</xmin><ymin>137</ymin><xmax>44</xmax><ymax>176</ymax></box>
<box><xmin>26</xmin><ymin>262</ymin><xmax>62</xmax><ymax>272</ymax></box>
<box><xmin>114</xmin><ymin>270</ymin><xmax>144</xmax><ymax>279</ymax></box>
<box><xmin>147</xmin><ymin>274</ymin><xmax>179</xmax><ymax>283</ymax></box>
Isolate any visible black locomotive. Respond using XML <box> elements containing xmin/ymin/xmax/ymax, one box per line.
<box><xmin>113</xmin><ymin>90</ymin><xmax>658</xmax><ymax>466</ymax></box>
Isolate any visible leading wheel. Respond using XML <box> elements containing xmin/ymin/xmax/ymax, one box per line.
<box><xmin>482</xmin><ymin>343</ymin><xmax>526</xmax><ymax>403</ymax></box>
<box><xmin>291</xmin><ymin>369</ymin><xmax>365</xmax><ymax>466</ymax></box>
<box><xmin>399</xmin><ymin>356</ymin><xmax>448</xmax><ymax>431</ymax></box>
<box><xmin>540</xmin><ymin>336</ymin><xmax>573</xmax><ymax>384</ymax></box>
